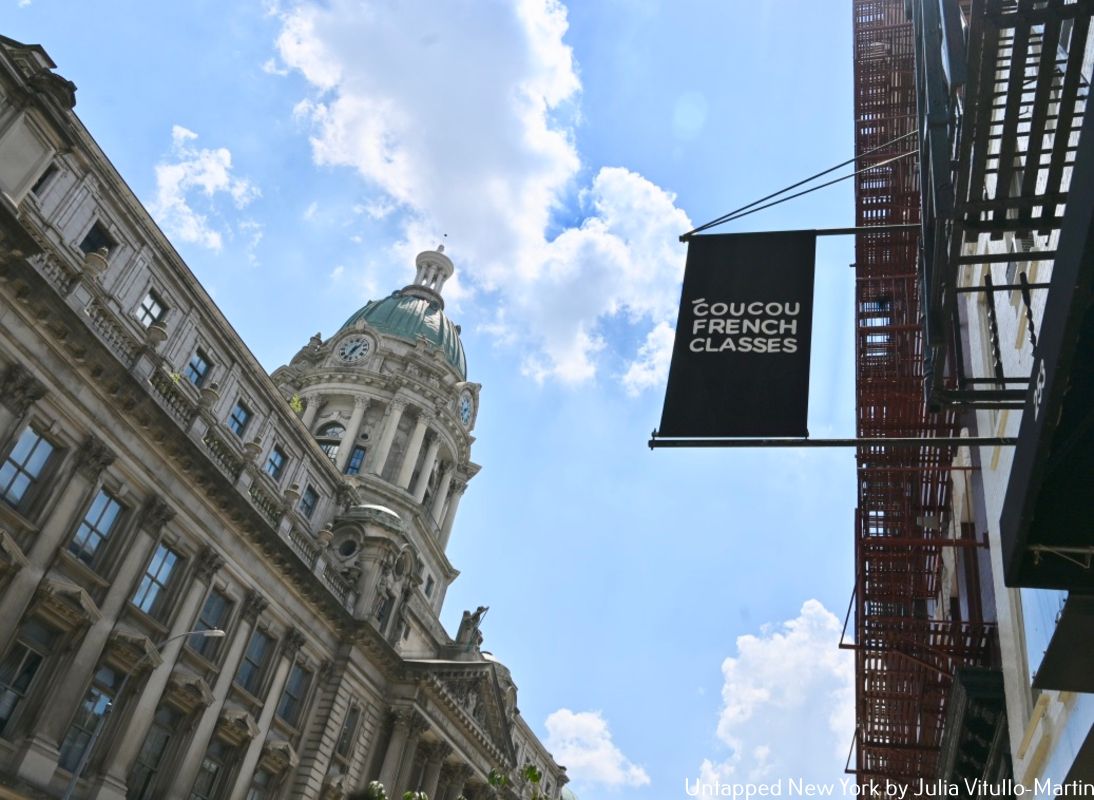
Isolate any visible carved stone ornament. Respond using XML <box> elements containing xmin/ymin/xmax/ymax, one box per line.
<box><xmin>260</xmin><ymin>738</ymin><xmax>301</xmax><ymax>773</ymax></box>
<box><xmin>139</xmin><ymin>494</ymin><xmax>176</xmax><ymax>535</ymax></box>
<box><xmin>217</xmin><ymin>707</ymin><xmax>260</xmax><ymax>746</ymax></box>
<box><xmin>164</xmin><ymin>668</ymin><xmax>215</xmax><ymax>713</ymax></box>
<box><xmin>104</xmin><ymin>628</ymin><xmax>163</xmax><ymax>674</ymax></box>
<box><xmin>241</xmin><ymin>589</ymin><xmax>270</xmax><ymax>622</ymax></box>
<box><xmin>321</xmin><ymin>771</ymin><xmax>347</xmax><ymax>800</ymax></box>
<box><xmin>283</xmin><ymin>627</ymin><xmax>306</xmax><ymax>658</ymax></box>
<box><xmin>390</xmin><ymin>706</ymin><xmax>427</xmax><ymax>734</ymax></box>
<box><xmin>73</xmin><ymin>434</ymin><xmax>116</xmax><ymax>480</ymax></box>
<box><xmin>0</xmin><ymin>529</ymin><xmax>29</xmax><ymax>578</ymax></box>
<box><xmin>194</xmin><ymin>545</ymin><xmax>225</xmax><ymax>583</ymax></box>
<box><xmin>0</xmin><ymin>363</ymin><xmax>46</xmax><ymax>416</ymax></box>
<box><xmin>29</xmin><ymin>577</ymin><xmax>101</xmax><ymax>632</ymax></box>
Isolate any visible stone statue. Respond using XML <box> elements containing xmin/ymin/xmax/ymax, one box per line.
<box><xmin>456</xmin><ymin>605</ymin><xmax>488</xmax><ymax>648</ymax></box>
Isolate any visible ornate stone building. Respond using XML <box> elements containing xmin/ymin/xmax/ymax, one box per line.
<box><xmin>0</xmin><ymin>35</ymin><xmax>567</xmax><ymax>800</ymax></box>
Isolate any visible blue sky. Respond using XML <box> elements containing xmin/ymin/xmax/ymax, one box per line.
<box><xmin>5</xmin><ymin>1</ymin><xmax>858</xmax><ymax>796</ymax></box>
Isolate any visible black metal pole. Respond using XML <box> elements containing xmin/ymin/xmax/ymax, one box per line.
<box><xmin>648</xmin><ymin>436</ymin><xmax>1017</xmax><ymax>449</ymax></box>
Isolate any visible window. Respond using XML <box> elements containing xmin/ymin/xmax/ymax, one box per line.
<box><xmin>246</xmin><ymin>768</ymin><xmax>275</xmax><ymax>800</ymax></box>
<box><xmin>68</xmin><ymin>488</ymin><xmax>124</xmax><ymax>566</ymax></box>
<box><xmin>136</xmin><ymin>290</ymin><xmax>167</xmax><ymax>328</ymax></box>
<box><xmin>128</xmin><ymin>704</ymin><xmax>182</xmax><ymax>799</ymax></box>
<box><xmin>275</xmin><ymin>663</ymin><xmax>311</xmax><ymax>727</ymax></box>
<box><xmin>0</xmin><ymin>621</ymin><xmax>57</xmax><ymax>736</ymax></box>
<box><xmin>191</xmin><ymin>590</ymin><xmax>232</xmax><ymax>660</ymax></box>
<box><xmin>0</xmin><ymin>426</ymin><xmax>55</xmax><ymax>509</ymax></box>
<box><xmin>228</xmin><ymin>401</ymin><xmax>252</xmax><ymax>438</ymax></box>
<box><xmin>335</xmin><ymin>706</ymin><xmax>361</xmax><ymax>759</ymax></box>
<box><xmin>298</xmin><ymin>485</ymin><xmax>319</xmax><ymax>519</ymax></box>
<box><xmin>375</xmin><ymin>593</ymin><xmax>394</xmax><ymax>634</ymax></box>
<box><xmin>132</xmin><ymin>544</ymin><xmax>180</xmax><ymax>617</ymax></box>
<box><xmin>343</xmin><ymin>446</ymin><xmax>366</xmax><ymax>476</ymax></box>
<box><xmin>424</xmin><ymin>576</ymin><xmax>435</xmax><ymax>597</ymax></box>
<box><xmin>58</xmin><ymin>665</ymin><xmax>122</xmax><ymax>771</ymax></box>
<box><xmin>316</xmin><ymin>422</ymin><xmax>345</xmax><ymax>463</ymax></box>
<box><xmin>235</xmin><ymin>630</ymin><xmax>274</xmax><ymax>695</ymax></box>
<box><xmin>79</xmin><ymin>221</ymin><xmax>116</xmax><ymax>255</ymax></box>
<box><xmin>185</xmin><ymin>349</ymin><xmax>212</xmax><ymax>388</ymax></box>
<box><xmin>30</xmin><ymin>163</ymin><xmax>59</xmax><ymax>196</ymax></box>
<box><xmin>190</xmin><ymin>739</ymin><xmax>232</xmax><ymax>800</ymax></box>
<box><xmin>264</xmin><ymin>447</ymin><xmax>286</xmax><ymax>481</ymax></box>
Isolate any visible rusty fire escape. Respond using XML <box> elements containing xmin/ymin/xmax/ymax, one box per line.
<box><xmin>850</xmin><ymin>0</ymin><xmax>1002</xmax><ymax>786</ymax></box>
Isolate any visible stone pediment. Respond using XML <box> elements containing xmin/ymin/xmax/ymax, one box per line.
<box><xmin>217</xmin><ymin>707</ymin><xmax>260</xmax><ymax>746</ymax></box>
<box><xmin>0</xmin><ymin>528</ymin><xmax>28</xmax><ymax>577</ymax></box>
<box><xmin>414</xmin><ymin>662</ymin><xmax>515</xmax><ymax>765</ymax></box>
<box><xmin>104</xmin><ymin>628</ymin><xmax>163</xmax><ymax>673</ymax></box>
<box><xmin>30</xmin><ymin>577</ymin><xmax>100</xmax><ymax>632</ymax></box>
<box><xmin>164</xmin><ymin>668</ymin><xmax>215</xmax><ymax>713</ymax></box>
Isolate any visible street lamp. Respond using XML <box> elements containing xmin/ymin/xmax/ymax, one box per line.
<box><xmin>62</xmin><ymin>627</ymin><xmax>227</xmax><ymax>800</ymax></box>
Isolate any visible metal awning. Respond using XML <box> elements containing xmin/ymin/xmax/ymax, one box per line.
<box><xmin>1032</xmin><ymin>594</ymin><xmax>1094</xmax><ymax>691</ymax></box>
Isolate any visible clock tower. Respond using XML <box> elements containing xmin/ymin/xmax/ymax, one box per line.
<box><xmin>272</xmin><ymin>247</ymin><xmax>481</xmax><ymax>650</ymax></box>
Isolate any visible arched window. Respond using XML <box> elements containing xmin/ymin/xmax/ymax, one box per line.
<box><xmin>315</xmin><ymin>422</ymin><xmax>345</xmax><ymax>462</ymax></box>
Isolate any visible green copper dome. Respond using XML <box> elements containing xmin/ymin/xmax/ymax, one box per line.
<box><xmin>341</xmin><ymin>288</ymin><xmax>467</xmax><ymax>378</ymax></box>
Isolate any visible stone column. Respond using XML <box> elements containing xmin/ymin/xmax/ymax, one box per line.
<box><xmin>300</xmin><ymin>393</ymin><xmax>324</xmax><ymax>430</ymax></box>
<box><xmin>13</xmin><ymin>495</ymin><xmax>168</xmax><ymax>786</ymax></box>
<box><xmin>392</xmin><ymin>713</ymin><xmax>429</xmax><ymax>798</ymax></box>
<box><xmin>0</xmin><ymin>363</ymin><xmax>46</xmax><ymax>442</ymax></box>
<box><xmin>396</xmin><ymin>413</ymin><xmax>430</xmax><ymax>490</ymax></box>
<box><xmin>226</xmin><ymin>628</ymin><xmax>306</xmax><ymax>800</ymax></box>
<box><xmin>430</xmin><ymin>464</ymin><xmax>455</xmax><ymax>524</ymax></box>
<box><xmin>336</xmin><ymin>396</ymin><xmax>370</xmax><ymax>471</ymax></box>
<box><xmin>438</xmin><ymin>482</ymin><xmax>466</xmax><ymax>550</ymax></box>
<box><xmin>419</xmin><ymin>742</ymin><xmax>451</xmax><ymax>799</ymax></box>
<box><xmin>376</xmin><ymin>709</ymin><xmax>415</xmax><ymax>792</ymax></box>
<box><xmin>443</xmin><ymin>765</ymin><xmax>474</xmax><ymax>800</ymax></box>
<box><xmin>91</xmin><ymin>548</ymin><xmax>225</xmax><ymax>799</ymax></box>
<box><xmin>165</xmin><ymin>590</ymin><xmax>268</xmax><ymax>800</ymax></box>
<box><xmin>411</xmin><ymin>437</ymin><xmax>441</xmax><ymax>504</ymax></box>
<box><xmin>0</xmin><ymin>435</ymin><xmax>115</xmax><ymax>648</ymax></box>
<box><xmin>367</xmin><ymin>399</ymin><xmax>406</xmax><ymax>476</ymax></box>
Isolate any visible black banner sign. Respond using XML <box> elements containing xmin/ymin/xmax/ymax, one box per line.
<box><xmin>658</xmin><ymin>231</ymin><xmax>817</xmax><ymax>438</ymax></box>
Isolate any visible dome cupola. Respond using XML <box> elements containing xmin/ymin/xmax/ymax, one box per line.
<box><xmin>339</xmin><ymin>246</ymin><xmax>466</xmax><ymax>378</ymax></box>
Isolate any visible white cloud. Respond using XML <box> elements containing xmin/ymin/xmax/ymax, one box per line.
<box><xmin>696</xmin><ymin>600</ymin><xmax>854</xmax><ymax>787</ymax></box>
<box><xmin>274</xmin><ymin>0</ymin><xmax>690</xmax><ymax>390</ymax></box>
<box><xmin>261</xmin><ymin>57</ymin><xmax>289</xmax><ymax>76</ymax></box>
<box><xmin>545</xmin><ymin>709</ymin><xmax>650</xmax><ymax>789</ymax></box>
<box><xmin>151</xmin><ymin>125</ymin><xmax>259</xmax><ymax>252</ymax></box>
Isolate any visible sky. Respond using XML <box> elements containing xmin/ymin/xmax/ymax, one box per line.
<box><xmin>4</xmin><ymin>1</ymin><xmax>859</xmax><ymax>797</ymax></box>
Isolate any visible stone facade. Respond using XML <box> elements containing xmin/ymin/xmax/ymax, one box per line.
<box><xmin>0</xmin><ymin>35</ymin><xmax>566</xmax><ymax>800</ymax></box>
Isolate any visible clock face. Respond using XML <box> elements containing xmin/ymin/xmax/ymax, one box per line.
<box><xmin>458</xmin><ymin>391</ymin><xmax>474</xmax><ymax>427</ymax></box>
<box><xmin>337</xmin><ymin>335</ymin><xmax>371</xmax><ymax>364</ymax></box>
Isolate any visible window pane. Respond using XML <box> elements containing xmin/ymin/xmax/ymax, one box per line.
<box><xmin>264</xmin><ymin>448</ymin><xmax>286</xmax><ymax>479</ymax></box>
<box><xmin>185</xmin><ymin>350</ymin><xmax>211</xmax><ymax>387</ymax></box>
<box><xmin>344</xmin><ymin>446</ymin><xmax>366</xmax><ymax>476</ymax></box>
<box><xmin>191</xmin><ymin>591</ymin><xmax>231</xmax><ymax>658</ymax></box>
<box><xmin>69</xmin><ymin>489</ymin><xmax>124</xmax><ymax>566</ymax></box>
<box><xmin>235</xmin><ymin>631</ymin><xmax>273</xmax><ymax>694</ymax></box>
<box><xmin>299</xmin><ymin>486</ymin><xmax>319</xmax><ymax>519</ymax></box>
<box><xmin>132</xmin><ymin>545</ymin><xmax>180</xmax><ymax>616</ymax></box>
<box><xmin>228</xmin><ymin>402</ymin><xmax>251</xmax><ymax>437</ymax></box>
<box><xmin>1</xmin><ymin>427</ymin><xmax>54</xmax><ymax>508</ymax></box>
<box><xmin>58</xmin><ymin>667</ymin><xmax>120</xmax><ymax>772</ymax></box>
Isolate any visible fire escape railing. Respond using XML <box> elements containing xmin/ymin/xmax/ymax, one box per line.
<box><xmin>917</xmin><ymin>0</ymin><xmax>1091</xmax><ymax>410</ymax></box>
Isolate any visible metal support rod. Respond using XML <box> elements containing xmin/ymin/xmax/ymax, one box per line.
<box><xmin>648</xmin><ymin>435</ymin><xmax>1016</xmax><ymax>449</ymax></box>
